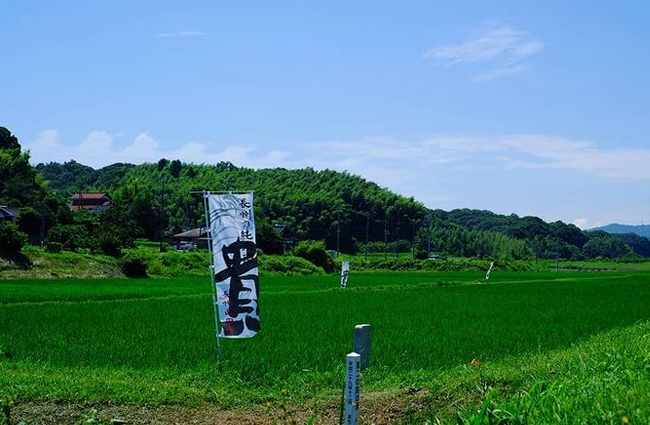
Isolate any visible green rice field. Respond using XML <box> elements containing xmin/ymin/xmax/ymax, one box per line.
<box><xmin>2</xmin><ymin>270</ymin><xmax>650</xmax><ymax>422</ymax></box>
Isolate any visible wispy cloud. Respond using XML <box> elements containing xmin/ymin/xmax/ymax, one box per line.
<box><xmin>314</xmin><ymin>135</ymin><xmax>650</xmax><ymax>181</ymax></box>
<box><xmin>157</xmin><ymin>31</ymin><xmax>207</xmax><ymax>38</ymax></box>
<box><xmin>25</xmin><ymin>131</ymin><xmax>289</xmax><ymax>170</ymax></box>
<box><xmin>424</xmin><ymin>25</ymin><xmax>543</xmax><ymax>81</ymax></box>
<box><xmin>26</xmin><ymin>131</ymin><xmax>650</xmax><ymax>182</ymax></box>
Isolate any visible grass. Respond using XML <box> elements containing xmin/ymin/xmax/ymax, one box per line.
<box><xmin>0</xmin><ymin>246</ymin><xmax>122</xmax><ymax>279</ymax></box>
<box><xmin>551</xmin><ymin>259</ymin><xmax>650</xmax><ymax>271</ymax></box>
<box><xmin>2</xmin><ymin>271</ymin><xmax>650</xmax><ymax>423</ymax></box>
<box><xmin>403</xmin><ymin>319</ymin><xmax>650</xmax><ymax>424</ymax></box>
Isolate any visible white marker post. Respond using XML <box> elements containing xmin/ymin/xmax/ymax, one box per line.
<box><xmin>354</xmin><ymin>324</ymin><xmax>372</xmax><ymax>370</ymax></box>
<box><xmin>345</xmin><ymin>352</ymin><xmax>361</xmax><ymax>425</ymax></box>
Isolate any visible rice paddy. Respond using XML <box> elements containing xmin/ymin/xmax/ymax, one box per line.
<box><xmin>2</xmin><ymin>270</ymin><xmax>650</xmax><ymax>412</ymax></box>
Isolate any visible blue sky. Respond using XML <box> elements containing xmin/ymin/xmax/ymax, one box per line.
<box><xmin>2</xmin><ymin>1</ymin><xmax>650</xmax><ymax>228</ymax></box>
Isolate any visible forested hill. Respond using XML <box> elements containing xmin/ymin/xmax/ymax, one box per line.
<box><xmin>590</xmin><ymin>223</ymin><xmax>650</xmax><ymax>239</ymax></box>
<box><xmin>35</xmin><ymin>160</ymin><xmax>427</xmax><ymax>252</ymax></box>
<box><xmin>33</xmin><ymin>159</ymin><xmax>650</xmax><ymax>260</ymax></box>
<box><xmin>35</xmin><ymin>161</ymin><xmax>135</xmax><ymax>193</ymax></box>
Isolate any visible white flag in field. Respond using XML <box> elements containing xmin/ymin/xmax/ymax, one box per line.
<box><xmin>206</xmin><ymin>192</ymin><xmax>260</xmax><ymax>338</ymax></box>
<box><xmin>341</xmin><ymin>261</ymin><xmax>350</xmax><ymax>288</ymax></box>
<box><xmin>485</xmin><ymin>261</ymin><xmax>495</xmax><ymax>280</ymax></box>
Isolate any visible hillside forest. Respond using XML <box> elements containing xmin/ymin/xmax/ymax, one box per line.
<box><xmin>2</xmin><ymin>126</ymin><xmax>649</xmax><ymax>262</ymax></box>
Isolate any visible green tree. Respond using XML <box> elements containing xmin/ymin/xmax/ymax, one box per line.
<box><xmin>0</xmin><ymin>127</ymin><xmax>45</xmax><ymax>207</ymax></box>
<box><xmin>169</xmin><ymin>159</ymin><xmax>182</xmax><ymax>178</ymax></box>
<box><xmin>257</xmin><ymin>220</ymin><xmax>284</xmax><ymax>254</ymax></box>
<box><xmin>17</xmin><ymin>207</ymin><xmax>42</xmax><ymax>244</ymax></box>
<box><xmin>0</xmin><ymin>221</ymin><xmax>27</xmax><ymax>256</ymax></box>
<box><xmin>0</xmin><ymin>126</ymin><xmax>20</xmax><ymax>150</ymax></box>
<box><xmin>157</xmin><ymin>158</ymin><xmax>169</xmax><ymax>172</ymax></box>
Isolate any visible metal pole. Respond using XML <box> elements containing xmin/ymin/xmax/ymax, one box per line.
<box><xmin>203</xmin><ymin>191</ymin><xmax>222</xmax><ymax>360</ymax></box>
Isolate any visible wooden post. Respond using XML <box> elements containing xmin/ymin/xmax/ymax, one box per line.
<box><xmin>345</xmin><ymin>352</ymin><xmax>361</xmax><ymax>425</ymax></box>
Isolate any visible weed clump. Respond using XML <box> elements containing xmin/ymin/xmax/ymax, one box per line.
<box><xmin>120</xmin><ymin>253</ymin><xmax>148</xmax><ymax>278</ymax></box>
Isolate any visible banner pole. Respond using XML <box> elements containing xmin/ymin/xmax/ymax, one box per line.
<box><xmin>203</xmin><ymin>191</ymin><xmax>222</xmax><ymax>360</ymax></box>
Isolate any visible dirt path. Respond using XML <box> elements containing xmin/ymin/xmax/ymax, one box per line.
<box><xmin>11</xmin><ymin>390</ymin><xmax>440</xmax><ymax>425</ymax></box>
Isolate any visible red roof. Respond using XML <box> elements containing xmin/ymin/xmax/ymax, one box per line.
<box><xmin>70</xmin><ymin>193</ymin><xmax>112</xmax><ymax>211</ymax></box>
<box><xmin>70</xmin><ymin>202</ymin><xmax>111</xmax><ymax>211</ymax></box>
<box><xmin>71</xmin><ymin>193</ymin><xmax>109</xmax><ymax>200</ymax></box>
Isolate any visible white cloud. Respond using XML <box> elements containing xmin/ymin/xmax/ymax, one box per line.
<box><xmin>572</xmin><ymin>218</ymin><xmax>604</xmax><ymax>230</ymax></box>
<box><xmin>424</xmin><ymin>25</ymin><xmax>543</xmax><ymax>81</ymax></box>
<box><xmin>26</xmin><ymin>131</ymin><xmax>650</xmax><ymax>182</ymax></box>
<box><xmin>312</xmin><ymin>134</ymin><xmax>650</xmax><ymax>181</ymax></box>
<box><xmin>23</xmin><ymin>131</ymin><xmax>292</xmax><ymax>170</ymax></box>
<box><xmin>26</xmin><ymin>130</ymin><xmax>650</xmax><ymax>183</ymax></box>
<box><xmin>157</xmin><ymin>31</ymin><xmax>207</xmax><ymax>38</ymax></box>
<box><xmin>28</xmin><ymin>130</ymin><xmax>60</xmax><ymax>153</ymax></box>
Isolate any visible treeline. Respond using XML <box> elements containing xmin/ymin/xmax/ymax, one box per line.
<box><xmin>424</xmin><ymin>209</ymin><xmax>649</xmax><ymax>261</ymax></box>
<box><xmin>2</xmin><ymin>125</ymin><xmax>649</xmax><ymax>262</ymax></box>
<box><xmin>34</xmin><ymin>158</ymin><xmax>427</xmax><ymax>255</ymax></box>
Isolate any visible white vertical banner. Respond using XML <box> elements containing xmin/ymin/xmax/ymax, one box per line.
<box><xmin>345</xmin><ymin>352</ymin><xmax>361</xmax><ymax>425</ymax></box>
<box><xmin>485</xmin><ymin>261</ymin><xmax>495</xmax><ymax>280</ymax></box>
<box><xmin>341</xmin><ymin>261</ymin><xmax>350</xmax><ymax>288</ymax></box>
<box><xmin>207</xmin><ymin>192</ymin><xmax>260</xmax><ymax>338</ymax></box>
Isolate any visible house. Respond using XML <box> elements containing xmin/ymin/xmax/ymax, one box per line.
<box><xmin>70</xmin><ymin>193</ymin><xmax>112</xmax><ymax>212</ymax></box>
<box><xmin>171</xmin><ymin>227</ymin><xmax>209</xmax><ymax>249</ymax></box>
<box><xmin>0</xmin><ymin>206</ymin><xmax>17</xmax><ymax>222</ymax></box>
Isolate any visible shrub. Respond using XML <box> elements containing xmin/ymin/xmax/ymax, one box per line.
<box><xmin>47</xmin><ymin>224</ymin><xmax>92</xmax><ymax>251</ymax></box>
<box><xmin>146</xmin><ymin>257</ymin><xmax>165</xmax><ymax>276</ymax></box>
<box><xmin>258</xmin><ymin>254</ymin><xmax>323</xmax><ymax>275</ymax></box>
<box><xmin>414</xmin><ymin>247</ymin><xmax>429</xmax><ymax>260</ymax></box>
<box><xmin>97</xmin><ymin>232</ymin><xmax>122</xmax><ymax>257</ymax></box>
<box><xmin>45</xmin><ymin>242</ymin><xmax>62</xmax><ymax>253</ymax></box>
<box><xmin>120</xmin><ymin>253</ymin><xmax>148</xmax><ymax>278</ymax></box>
<box><xmin>0</xmin><ymin>221</ymin><xmax>27</xmax><ymax>256</ymax></box>
<box><xmin>293</xmin><ymin>240</ymin><xmax>335</xmax><ymax>273</ymax></box>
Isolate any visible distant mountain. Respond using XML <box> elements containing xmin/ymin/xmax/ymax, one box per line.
<box><xmin>590</xmin><ymin>223</ymin><xmax>650</xmax><ymax>239</ymax></box>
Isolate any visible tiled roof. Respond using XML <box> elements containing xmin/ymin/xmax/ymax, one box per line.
<box><xmin>172</xmin><ymin>228</ymin><xmax>208</xmax><ymax>239</ymax></box>
<box><xmin>71</xmin><ymin>193</ymin><xmax>109</xmax><ymax>200</ymax></box>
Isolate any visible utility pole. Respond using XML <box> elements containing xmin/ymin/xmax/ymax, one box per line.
<box><xmin>159</xmin><ymin>177</ymin><xmax>166</xmax><ymax>252</ymax></box>
<box><xmin>384</xmin><ymin>218</ymin><xmax>388</xmax><ymax>260</ymax></box>
<box><xmin>336</xmin><ymin>207</ymin><xmax>340</xmax><ymax>257</ymax></box>
<box><xmin>412</xmin><ymin>221</ymin><xmax>416</xmax><ymax>260</ymax></box>
<box><xmin>365</xmin><ymin>213</ymin><xmax>369</xmax><ymax>261</ymax></box>
<box><xmin>40</xmin><ymin>202</ymin><xmax>46</xmax><ymax>245</ymax></box>
<box><xmin>357</xmin><ymin>211</ymin><xmax>370</xmax><ymax>261</ymax></box>
<box><xmin>395</xmin><ymin>217</ymin><xmax>400</xmax><ymax>259</ymax></box>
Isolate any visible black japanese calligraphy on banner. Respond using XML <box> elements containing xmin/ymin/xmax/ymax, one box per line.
<box><xmin>207</xmin><ymin>193</ymin><xmax>260</xmax><ymax>338</ymax></box>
